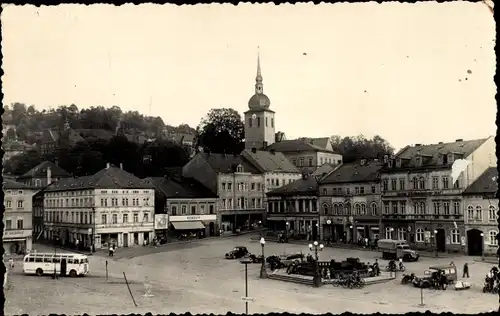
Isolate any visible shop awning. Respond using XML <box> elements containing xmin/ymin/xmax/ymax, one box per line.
<box><xmin>171</xmin><ymin>221</ymin><xmax>205</xmax><ymax>230</ymax></box>
<box><xmin>371</xmin><ymin>227</ymin><xmax>380</xmax><ymax>230</ymax></box>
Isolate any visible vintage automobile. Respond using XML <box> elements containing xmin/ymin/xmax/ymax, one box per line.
<box><xmin>246</xmin><ymin>253</ymin><xmax>264</xmax><ymax>263</ymax></box>
<box><xmin>279</xmin><ymin>253</ymin><xmax>305</xmax><ymax>266</ymax></box>
<box><xmin>412</xmin><ymin>265</ymin><xmax>457</xmax><ymax>289</ymax></box>
<box><xmin>225</xmin><ymin>246</ymin><xmax>249</xmax><ymax>259</ymax></box>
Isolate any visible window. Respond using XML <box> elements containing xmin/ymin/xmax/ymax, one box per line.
<box><xmin>489</xmin><ymin>205</ymin><xmax>497</xmax><ymax>221</ymax></box>
<box><xmin>191</xmin><ymin>205</ymin><xmax>196</xmax><ymax>215</ymax></box>
<box><xmin>344</xmin><ymin>204</ymin><xmax>351</xmax><ymax>216</ymax></box>
<box><xmin>418</xmin><ymin>177</ymin><xmax>425</xmax><ymax>189</ymax></box>
<box><xmin>433</xmin><ymin>202</ymin><xmax>441</xmax><ymax>215</ymax></box>
<box><xmin>332</xmin><ymin>204</ymin><xmax>338</xmax><ymax>215</ymax></box>
<box><xmin>337</xmin><ymin>204</ymin><xmax>343</xmax><ymax>216</ymax></box>
<box><xmin>370</xmin><ymin>203</ymin><xmax>378</xmax><ymax>216</ymax></box>
<box><xmin>248</xmin><ymin>118</ymin><xmax>252</xmax><ymax>127</ymax></box>
<box><xmin>123</xmin><ymin>214</ymin><xmax>128</xmax><ymax>223</ymax></box>
<box><xmin>488</xmin><ymin>230</ymin><xmax>498</xmax><ymax>245</ymax></box>
<box><xmin>102</xmin><ymin>214</ymin><xmax>107</xmax><ymax>224</ymax></box>
<box><xmin>112</xmin><ymin>214</ymin><xmax>118</xmax><ymax>224</ymax></box>
<box><xmin>371</xmin><ymin>186</ymin><xmax>376</xmax><ymax>194</ymax></box>
<box><xmin>360</xmin><ymin>204</ymin><xmax>366</xmax><ymax>215</ymax></box>
<box><xmin>355</xmin><ymin>187</ymin><xmax>360</xmax><ymax>195</ymax></box>
<box><xmin>200</xmin><ymin>205</ymin><xmax>205</xmax><ymax>214</ymax></box>
<box><xmin>382</xmin><ymin>180</ymin><xmax>388</xmax><ymax>191</ymax></box>
<box><xmin>265</xmin><ymin>117</ymin><xmax>268</xmax><ymax>127</ymax></box>
<box><xmin>17</xmin><ymin>200</ymin><xmax>24</xmax><ymax>208</ymax></box>
<box><xmin>181</xmin><ymin>205</ymin><xmax>187</xmax><ymax>215</ymax></box>
<box><xmin>392</xmin><ymin>202</ymin><xmax>398</xmax><ymax>214</ymax></box>
<box><xmin>415</xmin><ymin>228</ymin><xmax>424</xmax><ymax>242</ymax></box>
<box><xmin>227</xmin><ymin>183</ymin><xmax>232</xmax><ymax>191</ymax></box>
<box><xmin>442</xmin><ymin>177</ymin><xmax>449</xmax><ymax>189</ymax></box>
<box><xmin>322</xmin><ymin>203</ymin><xmax>329</xmax><ymax>215</ymax></box>
<box><xmin>236</xmin><ymin>166</ymin><xmax>243</xmax><ymax>173</ymax></box>
<box><xmin>209</xmin><ymin>205</ymin><xmax>214</xmax><ymax>214</ymax></box>
<box><xmin>385</xmin><ymin>227</ymin><xmax>393</xmax><ymax>239</ymax></box>
<box><xmin>443</xmin><ymin>201</ymin><xmax>450</xmax><ymax>215</ymax></box>
<box><xmin>308</xmin><ymin>158</ymin><xmax>313</xmax><ymax>167</ymax></box>
<box><xmin>257</xmin><ymin>117</ymin><xmax>260</xmax><ymax>127</ymax></box>
<box><xmin>453</xmin><ymin>179</ymin><xmax>460</xmax><ymax>188</ymax></box>
<box><xmin>133</xmin><ymin>213</ymin><xmax>139</xmax><ymax>222</ymax></box>
<box><xmin>299</xmin><ymin>158</ymin><xmax>304</xmax><ymax>166</ymax></box>
<box><xmin>451</xmin><ymin>229</ymin><xmax>460</xmax><ymax>244</ymax></box>
<box><xmin>355</xmin><ymin>204</ymin><xmax>361</xmax><ymax>215</ymax></box>
<box><xmin>453</xmin><ymin>201</ymin><xmax>460</xmax><ymax>215</ymax></box>
<box><xmin>144</xmin><ymin>213</ymin><xmax>149</xmax><ymax>222</ymax></box>
<box><xmin>412</xmin><ymin>177</ymin><xmax>418</xmax><ymax>189</ymax></box>
<box><xmin>222</xmin><ymin>183</ymin><xmax>226</xmax><ymax>191</ymax></box>
<box><xmin>397</xmin><ymin>228</ymin><xmax>406</xmax><ymax>241</ymax></box>
<box><xmin>171</xmin><ymin>205</ymin><xmax>177</xmax><ymax>215</ymax></box>
<box><xmin>360</xmin><ymin>186</ymin><xmax>365</xmax><ymax>194</ymax></box>
<box><xmin>475</xmin><ymin>206</ymin><xmax>482</xmax><ymax>220</ymax></box>
<box><xmin>400</xmin><ymin>201</ymin><xmax>406</xmax><ymax>214</ymax></box>
<box><xmin>391</xmin><ymin>180</ymin><xmax>397</xmax><ymax>191</ymax></box>
<box><xmin>383</xmin><ymin>202</ymin><xmax>390</xmax><ymax>214</ymax></box>
<box><xmin>17</xmin><ymin>219</ymin><xmax>24</xmax><ymax>229</ymax></box>
<box><xmin>5</xmin><ymin>200</ymin><xmax>12</xmax><ymax>208</ymax></box>
<box><xmin>291</xmin><ymin>158</ymin><xmax>297</xmax><ymax>166</ymax></box>
<box><xmin>432</xmin><ymin>176</ymin><xmax>439</xmax><ymax>189</ymax></box>
<box><xmin>322</xmin><ymin>188</ymin><xmax>327</xmax><ymax>195</ymax></box>
<box><xmin>399</xmin><ymin>179</ymin><xmax>405</xmax><ymax>191</ymax></box>
<box><xmin>271</xmin><ymin>118</ymin><xmax>274</xmax><ymax>127</ymax></box>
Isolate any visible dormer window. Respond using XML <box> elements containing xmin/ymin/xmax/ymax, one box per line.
<box><xmin>437</xmin><ymin>154</ymin><xmax>444</xmax><ymax>165</ymax></box>
<box><xmin>236</xmin><ymin>165</ymin><xmax>243</xmax><ymax>173</ymax></box>
<box><xmin>395</xmin><ymin>158</ymin><xmax>401</xmax><ymax>168</ymax></box>
<box><xmin>415</xmin><ymin>157</ymin><xmax>421</xmax><ymax>167</ymax></box>
<box><xmin>447</xmin><ymin>153</ymin><xmax>454</xmax><ymax>164</ymax></box>
<box><xmin>388</xmin><ymin>160</ymin><xmax>393</xmax><ymax>168</ymax></box>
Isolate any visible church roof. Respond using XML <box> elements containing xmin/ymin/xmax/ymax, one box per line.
<box><xmin>463</xmin><ymin>167</ymin><xmax>498</xmax><ymax>195</ymax></box>
<box><xmin>248</xmin><ymin>93</ymin><xmax>271</xmax><ymax>110</ymax></box>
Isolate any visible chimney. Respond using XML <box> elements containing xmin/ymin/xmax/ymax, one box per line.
<box><xmin>47</xmin><ymin>167</ymin><xmax>52</xmax><ymax>185</ymax></box>
<box><xmin>120</xmin><ymin>163</ymin><xmax>123</xmax><ymax>170</ymax></box>
<box><xmin>455</xmin><ymin>139</ymin><xmax>463</xmax><ymax>142</ymax></box>
<box><xmin>270</xmin><ymin>149</ymin><xmax>276</xmax><ymax>155</ymax></box>
<box><xmin>106</xmin><ymin>163</ymin><xmax>110</xmax><ymax>169</ymax></box>
<box><xmin>251</xmin><ymin>147</ymin><xmax>257</xmax><ymax>153</ymax></box>
<box><xmin>415</xmin><ymin>144</ymin><xmax>422</xmax><ymax>147</ymax></box>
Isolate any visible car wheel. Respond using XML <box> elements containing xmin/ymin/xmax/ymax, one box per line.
<box><xmin>36</xmin><ymin>268</ymin><xmax>43</xmax><ymax>276</ymax></box>
<box><xmin>69</xmin><ymin>270</ymin><xmax>77</xmax><ymax>277</ymax></box>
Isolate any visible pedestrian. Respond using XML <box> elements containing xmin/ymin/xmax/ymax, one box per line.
<box><xmin>8</xmin><ymin>258</ymin><xmax>14</xmax><ymax>270</ymax></box>
<box><xmin>75</xmin><ymin>239</ymin><xmax>80</xmax><ymax>250</ymax></box>
<box><xmin>399</xmin><ymin>257</ymin><xmax>404</xmax><ymax>271</ymax></box>
<box><xmin>109</xmin><ymin>245</ymin><xmax>114</xmax><ymax>257</ymax></box>
<box><xmin>463</xmin><ymin>262</ymin><xmax>469</xmax><ymax>278</ymax></box>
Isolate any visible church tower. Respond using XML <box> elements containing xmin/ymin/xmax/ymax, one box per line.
<box><xmin>244</xmin><ymin>51</ymin><xmax>275</xmax><ymax>150</ymax></box>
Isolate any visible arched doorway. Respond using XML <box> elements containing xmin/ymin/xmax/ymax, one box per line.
<box><xmin>467</xmin><ymin>229</ymin><xmax>483</xmax><ymax>256</ymax></box>
<box><xmin>435</xmin><ymin>229</ymin><xmax>446</xmax><ymax>252</ymax></box>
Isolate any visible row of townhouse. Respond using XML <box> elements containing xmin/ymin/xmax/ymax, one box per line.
<box><xmin>265</xmin><ymin>136</ymin><xmax>498</xmax><ymax>256</ymax></box>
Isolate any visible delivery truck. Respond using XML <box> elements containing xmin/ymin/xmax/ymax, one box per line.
<box><xmin>378</xmin><ymin>239</ymin><xmax>419</xmax><ymax>261</ymax></box>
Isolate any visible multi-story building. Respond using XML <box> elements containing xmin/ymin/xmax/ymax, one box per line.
<box><xmin>318</xmin><ymin>160</ymin><xmax>383</xmax><ymax>243</ymax></box>
<box><xmin>462</xmin><ymin>167</ymin><xmax>498</xmax><ymax>256</ymax></box>
<box><xmin>266</xmin><ymin>174</ymin><xmax>319</xmax><ymax>241</ymax></box>
<box><xmin>3</xmin><ymin>180</ymin><xmax>38</xmax><ymax>254</ymax></box>
<box><xmin>380</xmin><ymin>137</ymin><xmax>495</xmax><ymax>253</ymax></box>
<box><xmin>2</xmin><ymin>140</ymin><xmax>34</xmax><ymax>162</ymax></box>
<box><xmin>146</xmin><ymin>176</ymin><xmax>218</xmax><ymax>239</ymax></box>
<box><xmin>267</xmin><ymin>137</ymin><xmax>343</xmax><ymax>174</ymax></box>
<box><xmin>241</xmin><ymin>148</ymin><xmax>301</xmax><ymax>193</ymax></box>
<box><xmin>183</xmin><ymin>152</ymin><xmax>265</xmax><ymax>233</ymax></box>
<box><xmin>42</xmin><ymin>164</ymin><xmax>155</xmax><ymax>249</ymax></box>
<box><xmin>38</xmin><ymin>120</ymin><xmax>83</xmax><ymax>156</ymax></box>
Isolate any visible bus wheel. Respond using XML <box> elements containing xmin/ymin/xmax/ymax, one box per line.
<box><xmin>69</xmin><ymin>270</ymin><xmax>77</xmax><ymax>277</ymax></box>
<box><xmin>36</xmin><ymin>268</ymin><xmax>43</xmax><ymax>276</ymax></box>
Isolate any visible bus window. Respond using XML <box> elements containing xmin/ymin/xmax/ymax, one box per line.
<box><xmin>35</xmin><ymin>257</ymin><xmax>43</xmax><ymax>263</ymax></box>
<box><xmin>29</xmin><ymin>257</ymin><xmax>35</xmax><ymax>262</ymax></box>
<box><xmin>74</xmin><ymin>259</ymin><xmax>79</xmax><ymax>264</ymax></box>
<box><xmin>43</xmin><ymin>257</ymin><xmax>51</xmax><ymax>263</ymax></box>
<box><xmin>24</xmin><ymin>257</ymin><xmax>29</xmax><ymax>262</ymax></box>
<box><xmin>67</xmin><ymin>259</ymin><xmax>73</xmax><ymax>264</ymax></box>
<box><xmin>81</xmin><ymin>258</ymin><xmax>88</xmax><ymax>264</ymax></box>
<box><xmin>53</xmin><ymin>257</ymin><xmax>61</xmax><ymax>263</ymax></box>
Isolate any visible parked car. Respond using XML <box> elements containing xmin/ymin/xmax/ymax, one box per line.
<box><xmin>247</xmin><ymin>253</ymin><xmax>264</xmax><ymax>263</ymax></box>
<box><xmin>279</xmin><ymin>253</ymin><xmax>305</xmax><ymax>266</ymax></box>
<box><xmin>412</xmin><ymin>265</ymin><xmax>456</xmax><ymax>290</ymax></box>
<box><xmin>225</xmin><ymin>246</ymin><xmax>249</xmax><ymax>259</ymax></box>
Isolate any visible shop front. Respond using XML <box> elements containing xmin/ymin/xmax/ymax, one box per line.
<box><xmin>3</xmin><ymin>229</ymin><xmax>32</xmax><ymax>255</ymax></box>
<box><xmin>169</xmin><ymin>214</ymin><xmax>217</xmax><ymax>238</ymax></box>
<box><xmin>352</xmin><ymin>220</ymin><xmax>381</xmax><ymax>241</ymax></box>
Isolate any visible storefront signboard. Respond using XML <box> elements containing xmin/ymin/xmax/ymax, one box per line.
<box><xmin>169</xmin><ymin>215</ymin><xmax>216</xmax><ymax>222</ymax></box>
<box><xmin>3</xmin><ymin>229</ymin><xmax>31</xmax><ymax>239</ymax></box>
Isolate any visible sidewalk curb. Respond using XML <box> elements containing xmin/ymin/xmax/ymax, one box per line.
<box><xmin>473</xmin><ymin>258</ymin><xmax>499</xmax><ymax>264</ymax></box>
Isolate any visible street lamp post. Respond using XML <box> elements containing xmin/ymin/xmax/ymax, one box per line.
<box><xmin>259</xmin><ymin>237</ymin><xmax>267</xmax><ymax>278</ymax></box>
<box><xmin>92</xmin><ymin>206</ymin><xmax>96</xmax><ymax>253</ymax></box>
<box><xmin>480</xmin><ymin>233</ymin><xmax>485</xmax><ymax>261</ymax></box>
<box><xmin>349</xmin><ymin>225</ymin><xmax>354</xmax><ymax>244</ymax></box>
<box><xmin>285</xmin><ymin>221</ymin><xmax>290</xmax><ymax>241</ymax></box>
<box><xmin>433</xmin><ymin>230</ymin><xmax>438</xmax><ymax>257</ymax></box>
<box><xmin>52</xmin><ymin>229</ymin><xmax>59</xmax><ymax>279</ymax></box>
<box><xmin>326</xmin><ymin>220</ymin><xmax>332</xmax><ymax>245</ymax></box>
<box><xmin>308</xmin><ymin>241</ymin><xmax>324</xmax><ymax>287</ymax></box>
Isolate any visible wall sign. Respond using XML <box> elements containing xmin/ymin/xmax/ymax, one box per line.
<box><xmin>3</xmin><ymin>229</ymin><xmax>31</xmax><ymax>239</ymax></box>
<box><xmin>169</xmin><ymin>215</ymin><xmax>216</xmax><ymax>222</ymax></box>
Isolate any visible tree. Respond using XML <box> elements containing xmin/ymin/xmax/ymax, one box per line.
<box><xmin>197</xmin><ymin>108</ymin><xmax>245</xmax><ymax>154</ymax></box>
<box><xmin>330</xmin><ymin>134</ymin><xmax>395</xmax><ymax>163</ymax></box>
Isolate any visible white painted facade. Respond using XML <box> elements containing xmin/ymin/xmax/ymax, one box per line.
<box><xmin>3</xmin><ymin>188</ymin><xmax>37</xmax><ymax>254</ymax></box>
<box><xmin>263</xmin><ymin>172</ymin><xmax>302</xmax><ymax>193</ymax></box>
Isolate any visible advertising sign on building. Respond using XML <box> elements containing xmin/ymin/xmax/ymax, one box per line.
<box><xmin>424</xmin><ymin>231</ymin><xmax>431</xmax><ymax>243</ymax></box>
<box><xmin>169</xmin><ymin>215</ymin><xmax>216</xmax><ymax>222</ymax></box>
<box><xmin>155</xmin><ymin>214</ymin><xmax>169</xmax><ymax>230</ymax></box>
<box><xmin>3</xmin><ymin>229</ymin><xmax>32</xmax><ymax>239</ymax></box>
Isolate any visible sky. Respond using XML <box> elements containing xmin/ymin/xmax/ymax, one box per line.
<box><xmin>1</xmin><ymin>2</ymin><xmax>496</xmax><ymax>151</ymax></box>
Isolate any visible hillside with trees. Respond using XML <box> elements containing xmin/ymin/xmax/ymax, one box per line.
<box><xmin>329</xmin><ymin>134</ymin><xmax>395</xmax><ymax>163</ymax></box>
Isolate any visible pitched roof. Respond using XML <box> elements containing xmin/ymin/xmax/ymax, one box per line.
<box><xmin>198</xmin><ymin>152</ymin><xmax>260</xmax><ymax>174</ymax></box>
<box><xmin>267</xmin><ymin>138</ymin><xmax>337</xmax><ymax>154</ymax></box>
<box><xmin>44</xmin><ymin>166</ymin><xmax>154</xmax><ymax>192</ymax></box>
<box><xmin>242</xmin><ymin>149</ymin><xmax>300</xmax><ymax>173</ymax></box>
<box><xmin>319</xmin><ymin>160</ymin><xmax>383</xmax><ymax>184</ymax></box>
<box><xmin>18</xmin><ymin>161</ymin><xmax>71</xmax><ymax>179</ymax></box>
<box><xmin>174</xmin><ymin>133</ymin><xmax>195</xmax><ymax>144</ymax></box>
<box><xmin>267</xmin><ymin>176</ymin><xmax>318</xmax><ymax>197</ymax></box>
<box><xmin>3</xmin><ymin>179</ymin><xmax>30</xmax><ymax>190</ymax></box>
<box><xmin>146</xmin><ymin>177</ymin><xmax>217</xmax><ymax>199</ymax></box>
<box><xmin>463</xmin><ymin>167</ymin><xmax>498</xmax><ymax>195</ymax></box>
<box><xmin>388</xmin><ymin>138</ymin><xmax>489</xmax><ymax>171</ymax></box>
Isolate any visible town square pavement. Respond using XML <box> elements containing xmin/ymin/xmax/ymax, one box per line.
<box><xmin>5</xmin><ymin>235</ymin><xmax>498</xmax><ymax>315</ymax></box>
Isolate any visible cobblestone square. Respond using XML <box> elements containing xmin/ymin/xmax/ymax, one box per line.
<box><xmin>5</xmin><ymin>236</ymin><xmax>498</xmax><ymax>315</ymax></box>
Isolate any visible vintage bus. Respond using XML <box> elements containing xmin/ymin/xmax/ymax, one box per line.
<box><xmin>23</xmin><ymin>253</ymin><xmax>90</xmax><ymax>277</ymax></box>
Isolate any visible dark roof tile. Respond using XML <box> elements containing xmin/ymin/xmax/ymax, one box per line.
<box><xmin>146</xmin><ymin>177</ymin><xmax>217</xmax><ymax>199</ymax></box>
<box><xmin>18</xmin><ymin>161</ymin><xmax>71</xmax><ymax>179</ymax></box>
<box><xmin>199</xmin><ymin>152</ymin><xmax>260</xmax><ymax>174</ymax></box>
<box><xmin>267</xmin><ymin>176</ymin><xmax>318</xmax><ymax>196</ymax></box>
<box><xmin>242</xmin><ymin>149</ymin><xmax>299</xmax><ymax>173</ymax></box>
<box><xmin>320</xmin><ymin>161</ymin><xmax>383</xmax><ymax>184</ymax></box>
<box><xmin>267</xmin><ymin>138</ymin><xmax>338</xmax><ymax>154</ymax></box>
<box><xmin>463</xmin><ymin>167</ymin><xmax>498</xmax><ymax>195</ymax></box>
<box><xmin>3</xmin><ymin>179</ymin><xmax>30</xmax><ymax>190</ymax></box>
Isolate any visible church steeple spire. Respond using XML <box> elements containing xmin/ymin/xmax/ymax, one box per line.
<box><xmin>255</xmin><ymin>48</ymin><xmax>263</xmax><ymax>95</ymax></box>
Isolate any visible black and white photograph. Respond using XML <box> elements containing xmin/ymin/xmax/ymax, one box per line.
<box><xmin>1</xmin><ymin>1</ymin><xmax>498</xmax><ymax>315</ymax></box>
